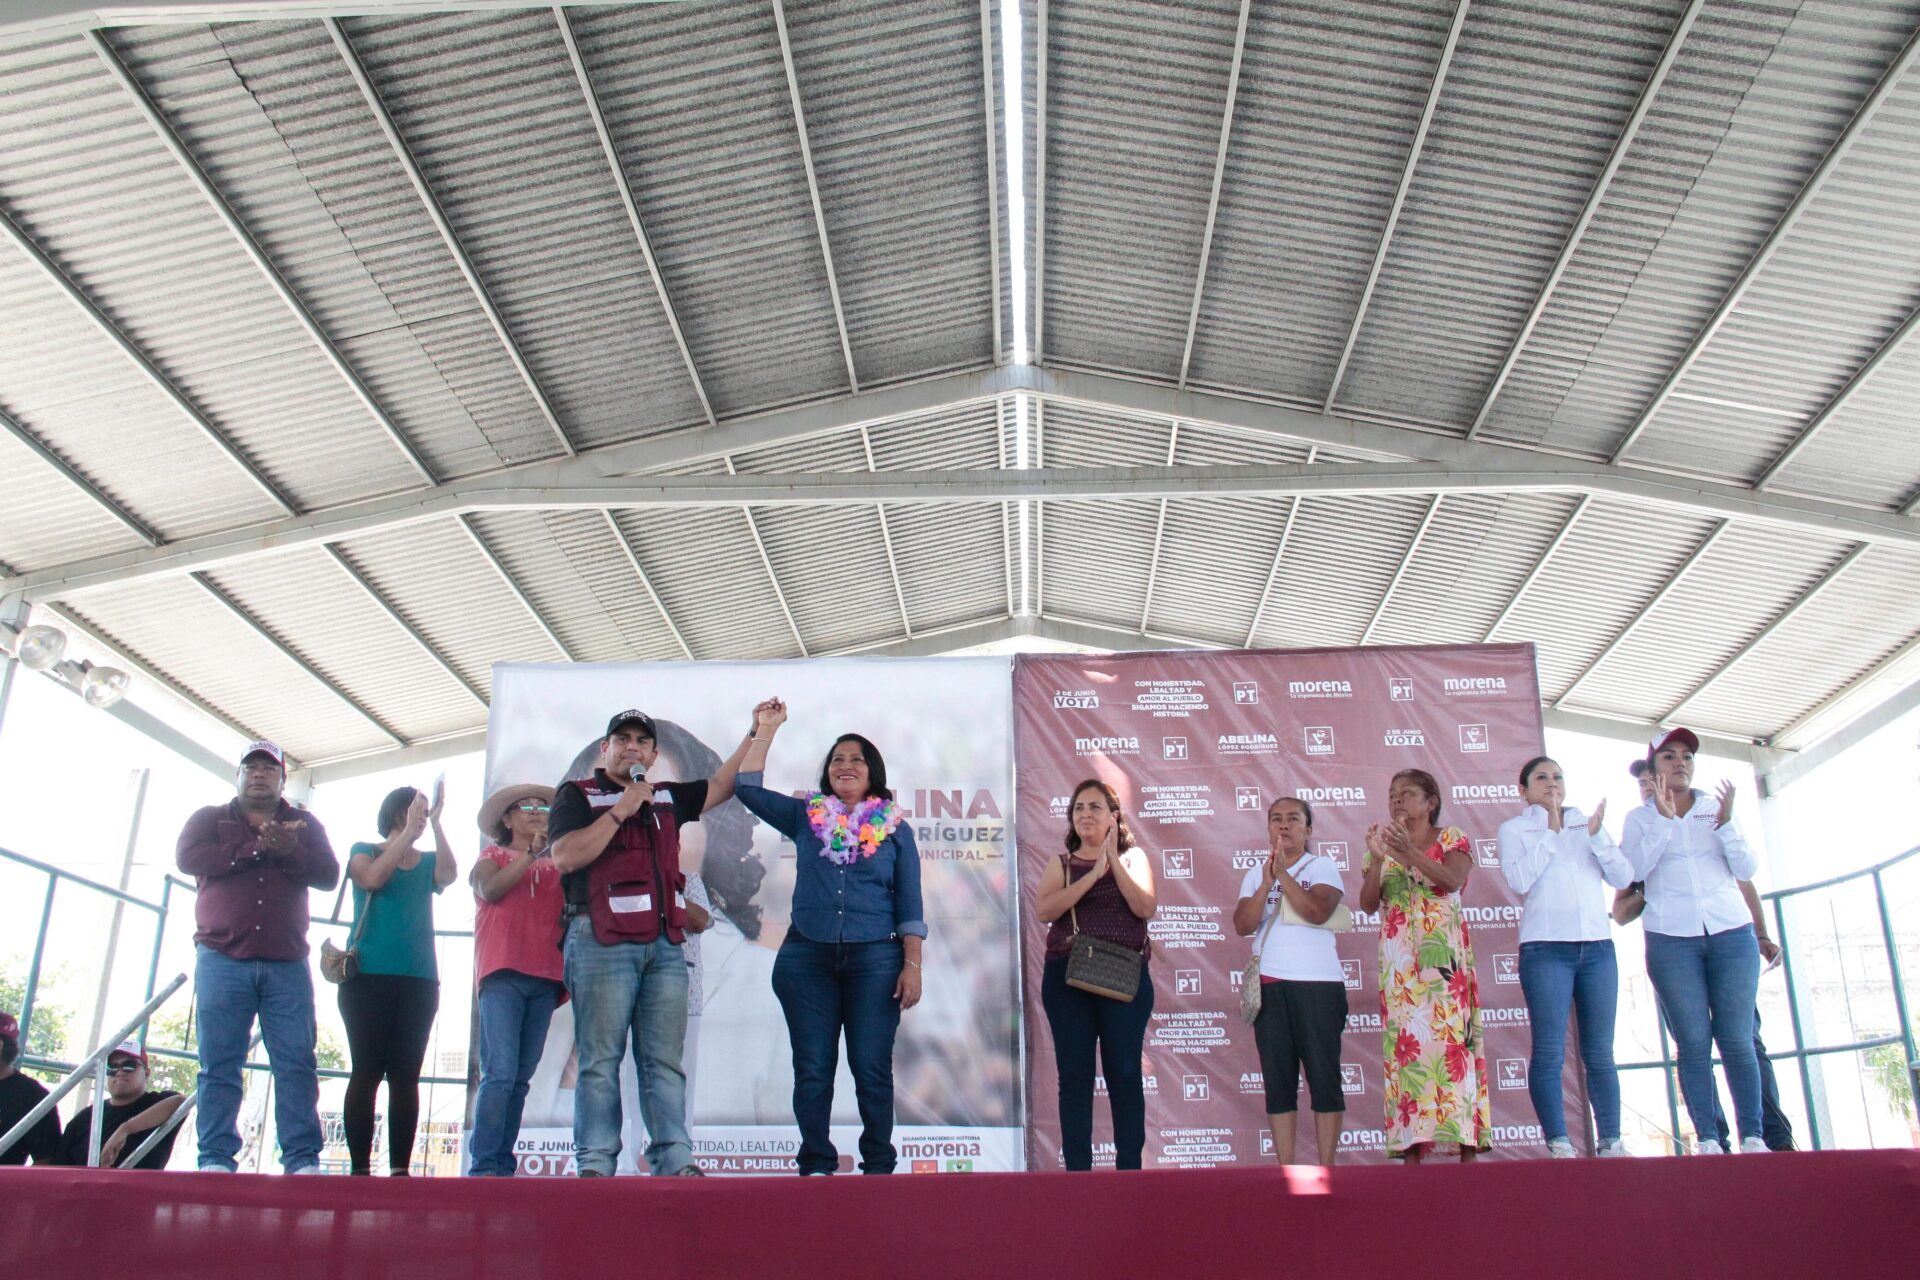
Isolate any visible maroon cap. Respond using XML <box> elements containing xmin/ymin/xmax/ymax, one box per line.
<box><xmin>1648</xmin><ymin>726</ymin><xmax>1701</xmax><ymax>755</ymax></box>
<box><xmin>0</xmin><ymin>1010</ymin><xmax>17</xmax><ymax>1042</ymax></box>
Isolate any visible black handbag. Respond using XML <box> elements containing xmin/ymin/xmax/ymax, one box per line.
<box><xmin>1061</xmin><ymin>856</ymin><xmax>1145</xmax><ymax>1002</ymax></box>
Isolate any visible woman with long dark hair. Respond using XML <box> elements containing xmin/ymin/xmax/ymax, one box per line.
<box><xmin>731</xmin><ymin>699</ymin><xmax>926</xmax><ymax>1175</ymax></box>
<box><xmin>341</xmin><ymin>783</ymin><xmax>456</xmax><ymax>1175</ymax></box>
<box><xmin>1034</xmin><ymin>777</ymin><xmax>1157</xmax><ymax>1170</ymax></box>
<box><xmin>1499</xmin><ymin>757</ymin><xmax>1631</xmax><ymax>1158</ymax></box>
<box><xmin>1358</xmin><ymin>768</ymin><xmax>1491</xmax><ymax>1163</ymax></box>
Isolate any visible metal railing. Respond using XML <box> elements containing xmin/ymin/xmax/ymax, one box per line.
<box><xmin>0</xmin><ymin>974</ymin><xmax>188</xmax><ymax>1163</ymax></box>
<box><xmin>1613</xmin><ymin>841</ymin><xmax>1920</xmax><ymax>1150</ymax></box>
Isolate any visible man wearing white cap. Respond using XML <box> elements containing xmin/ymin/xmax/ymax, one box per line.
<box><xmin>55</xmin><ymin>1040</ymin><xmax>185</xmax><ymax>1169</ymax></box>
<box><xmin>175</xmin><ymin>740</ymin><xmax>339</xmax><ymax>1173</ymax></box>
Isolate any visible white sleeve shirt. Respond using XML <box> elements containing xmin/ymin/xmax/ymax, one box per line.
<box><xmin>1620</xmin><ymin>790</ymin><xmax>1759</xmax><ymax>937</ymax></box>
<box><xmin>1498</xmin><ymin>805</ymin><xmax>1634</xmax><ymax>943</ymax></box>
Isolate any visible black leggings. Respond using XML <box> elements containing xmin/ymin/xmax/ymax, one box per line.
<box><xmin>338</xmin><ymin>974</ymin><xmax>439</xmax><ymax>1173</ymax></box>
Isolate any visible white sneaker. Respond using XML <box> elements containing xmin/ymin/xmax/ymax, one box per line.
<box><xmin>1546</xmin><ymin>1137</ymin><xmax>1577</xmax><ymax>1159</ymax></box>
<box><xmin>1738</xmin><ymin>1137</ymin><xmax>1770</xmax><ymax>1154</ymax></box>
<box><xmin>1596</xmin><ymin>1139</ymin><xmax>1631</xmax><ymax>1158</ymax></box>
<box><xmin>1693</xmin><ymin>1136</ymin><xmax>1728</xmax><ymax>1154</ymax></box>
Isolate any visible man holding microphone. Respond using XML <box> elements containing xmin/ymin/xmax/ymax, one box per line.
<box><xmin>547</xmin><ymin>706</ymin><xmax>766</xmax><ymax>1177</ymax></box>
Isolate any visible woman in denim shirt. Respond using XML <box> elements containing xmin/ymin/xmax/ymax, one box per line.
<box><xmin>733</xmin><ymin>698</ymin><xmax>926</xmax><ymax>1174</ymax></box>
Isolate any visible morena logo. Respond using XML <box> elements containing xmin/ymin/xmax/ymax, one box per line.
<box><xmin>1443</xmin><ymin>676</ymin><xmax>1507</xmax><ymax>695</ymax></box>
<box><xmin>1287</xmin><ymin>680</ymin><xmax>1352</xmax><ymax>699</ymax></box>
<box><xmin>1450</xmin><ymin>782</ymin><xmax>1519</xmax><ymax>805</ymax></box>
<box><xmin>1480</xmin><ymin>1006</ymin><xmax>1532</xmax><ymax>1026</ymax></box>
<box><xmin>1075</xmin><ymin>736</ymin><xmax>1139</xmax><ymax>755</ymax></box>
<box><xmin>1298</xmin><ymin>785</ymin><xmax>1366</xmax><ymax>806</ymax></box>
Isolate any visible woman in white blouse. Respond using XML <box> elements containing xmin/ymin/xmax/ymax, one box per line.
<box><xmin>1500</xmin><ymin>757</ymin><xmax>1632</xmax><ymax>1158</ymax></box>
<box><xmin>1621</xmin><ymin>727</ymin><xmax>1765</xmax><ymax>1154</ymax></box>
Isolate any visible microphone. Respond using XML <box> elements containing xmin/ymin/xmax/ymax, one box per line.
<box><xmin>628</xmin><ymin>767</ymin><xmax>669</xmax><ymax>824</ymax></box>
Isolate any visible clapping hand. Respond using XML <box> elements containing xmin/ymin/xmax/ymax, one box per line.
<box><xmin>1714</xmin><ymin>780</ymin><xmax>1736</xmax><ymax>828</ymax></box>
<box><xmin>1587</xmin><ymin>798</ymin><xmax>1607</xmax><ymax>836</ymax></box>
<box><xmin>404</xmin><ymin>793</ymin><xmax>430</xmax><ymax>841</ymax></box>
<box><xmin>257</xmin><ymin>819</ymin><xmax>306</xmax><ymax>859</ymax></box>
<box><xmin>1652</xmin><ymin>782</ymin><xmax>1678</xmax><ymax>820</ymax></box>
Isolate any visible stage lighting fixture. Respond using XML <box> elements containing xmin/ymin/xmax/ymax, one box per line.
<box><xmin>13</xmin><ymin>623</ymin><xmax>68</xmax><ymax>671</ymax></box>
<box><xmin>79</xmin><ymin>664</ymin><xmax>131</xmax><ymax>710</ymax></box>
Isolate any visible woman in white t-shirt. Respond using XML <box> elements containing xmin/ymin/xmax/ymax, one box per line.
<box><xmin>1498</xmin><ymin>756</ymin><xmax>1632</xmax><ymax>1159</ymax></box>
<box><xmin>1232</xmin><ymin>795</ymin><xmax>1349</xmax><ymax>1166</ymax></box>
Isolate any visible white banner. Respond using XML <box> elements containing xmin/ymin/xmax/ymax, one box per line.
<box><xmin>478</xmin><ymin>657</ymin><xmax>1022</xmax><ymax>1175</ymax></box>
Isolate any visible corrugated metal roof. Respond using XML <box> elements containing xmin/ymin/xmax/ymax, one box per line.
<box><xmin>565</xmin><ymin>0</ymin><xmax>851</xmax><ymax>417</ymax></box>
<box><xmin>4</xmin><ymin>1</ymin><xmax>1920</xmax><ymax>772</ymax></box>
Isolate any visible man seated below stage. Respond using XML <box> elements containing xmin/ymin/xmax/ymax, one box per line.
<box><xmin>0</xmin><ymin>1010</ymin><xmax>61</xmax><ymax>1165</ymax></box>
<box><xmin>56</xmin><ymin>1041</ymin><xmax>186</xmax><ymax>1169</ymax></box>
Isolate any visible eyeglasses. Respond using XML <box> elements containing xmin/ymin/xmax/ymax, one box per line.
<box><xmin>105</xmin><ymin>1061</ymin><xmax>143</xmax><ymax>1075</ymax></box>
<box><xmin>514</xmin><ymin>803</ymin><xmax>550</xmax><ymax>814</ymax></box>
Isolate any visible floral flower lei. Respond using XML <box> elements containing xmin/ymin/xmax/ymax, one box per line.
<box><xmin>806</xmin><ymin>792</ymin><xmax>902</xmax><ymax>866</ymax></box>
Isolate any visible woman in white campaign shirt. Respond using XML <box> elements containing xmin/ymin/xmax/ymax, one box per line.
<box><xmin>1621</xmin><ymin>727</ymin><xmax>1765</xmax><ymax>1155</ymax></box>
<box><xmin>1232</xmin><ymin>796</ymin><xmax>1348</xmax><ymax>1167</ymax></box>
<box><xmin>1499</xmin><ymin>756</ymin><xmax>1634</xmax><ymax>1159</ymax></box>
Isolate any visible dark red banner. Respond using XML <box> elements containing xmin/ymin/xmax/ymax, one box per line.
<box><xmin>1014</xmin><ymin>643</ymin><xmax>1570</xmax><ymax>1167</ymax></box>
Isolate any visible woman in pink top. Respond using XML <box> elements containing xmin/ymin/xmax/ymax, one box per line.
<box><xmin>467</xmin><ymin>784</ymin><xmax>564</xmax><ymax>1176</ymax></box>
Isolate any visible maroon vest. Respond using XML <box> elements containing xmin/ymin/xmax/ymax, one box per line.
<box><xmin>566</xmin><ymin>772</ymin><xmax>687</xmax><ymax>946</ymax></box>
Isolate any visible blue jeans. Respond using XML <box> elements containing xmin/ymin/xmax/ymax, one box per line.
<box><xmin>771</xmin><ymin>933</ymin><xmax>904</xmax><ymax>1174</ymax></box>
<box><xmin>192</xmin><ymin>945</ymin><xmax>324</xmax><ymax>1172</ymax></box>
<box><xmin>467</xmin><ymin>970</ymin><xmax>560</xmax><ymax>1176</ymax></box>
<box><xmin>563</xmin><ymin>918</ymin><xmax>691</xmax><ymax>1176</ymax></box>
<box><xmin>1709</xmin><ymin>1009</ymin><xmax>1797</xmax><ymax>1151</ymax></box>
<box><xmin>1517</xmin><ymin>940</ymin><xmax>1620</xmax><ymax>1142</ymax></box>
<box><xmin>1645</xmin><ymin>925</ymin><xmax>1762</xmax><ymax>1143</ymax></box>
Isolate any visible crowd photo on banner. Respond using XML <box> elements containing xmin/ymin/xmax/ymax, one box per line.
<box><xmin>0</xmin><ymin>645</ymin><xmax>1792</xmax><ymax>1174</ymax></box>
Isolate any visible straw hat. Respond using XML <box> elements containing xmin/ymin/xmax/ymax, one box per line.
<box><xmin>477</xmin><ymin>783</ymin><xmax>554</xmax><ymax>842</ymax></box>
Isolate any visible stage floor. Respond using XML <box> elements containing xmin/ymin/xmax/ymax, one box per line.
<box><xmin>7</xmin><ymin>1150</ymin><xmax>1915</xmax><ymax>1278</ymax></box>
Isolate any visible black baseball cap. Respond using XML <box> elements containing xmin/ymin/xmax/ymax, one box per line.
<box><xmin>604</xmin><ymin>709</ymin><xmax>656</xmax><ymax>741</ymax></box>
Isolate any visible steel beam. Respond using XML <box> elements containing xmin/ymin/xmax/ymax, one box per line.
<box><xmin>0</xmin><ymin>404</ymin><xmax>158</xmax><ymax>546</ymax></box>
<box><xmin>1322</xmin><ymin>0</ymin><xmax>1471</xmax><ymax>412</ymax></box>
<box><xmin>723</xmin><ymin>456</ymin><xmax>810</xmax><ymax>656</ymax></box>
<box><xmin>860</xmin><ymin>427</ymin><xmax>913</xmax><ymax>639</ymax></box>
<box><xmin>979</xmin><ymin>0</ymin><xmax>1004</xmax><ymax>361</ymax></box>
<box><xmin>554</xmin><ymin>5</ymin><xmax>716</xmax><ymax>426</ymax></box>
<box><xmin>1138</xmin><ymin>424</ymin><xmax>1180</xmax><ymax>632</ymax></box>
<box><xmin>602</xmin><ymin>511</ymin><xmax>695</xmax><ymax>661</ymax></box>
<box><xmin>1032</xmin><ymin>0</ymin><xmax>1049</xmax><ymax>362</ymax></box>
<box><xmin>771</xmin><ymin>0</ymin><xmax>859</xmax><ymax>391</ymax></box>
<box><xmin>0</xmin><ymin>205</ymin><xmax>292</xmax><ymax>515</ymax></box>
<box><xmin>188</xmin><ymin>572</ymin><xmax>405</xmax><ymax>744</ymax></box>
<box><xmin>320</xmin><ymin>544</ymin><xmax>488</xmax><ymax>709</ymax></box>
<box><xmin>1244</xmin><ymin>447</ymin><xmax>1316</xmax><ymax>647</ymax></box>
<box><xmin>1483</xmin><ymin>494</ymin><xmax>1590</xmax><ymax>640</ymax></box>
<box><xmin>1769</xmin><ymin>626</ymin><xmax>1920</xmax><ymax>753</ymax></box>
<box><xmin>325</xmin><ymin>17</ymin><xmax>576</xmax><ymax>457</ymax></box>
<box><xmin>1610</xmin><ymin>23</ymin><xmax>1920</xmax><ymax>463</ymax></box>
<box><xmin>1754</xmin><ymin>304</ymin><xmax>1920</xmax><ymax>490</ymax></box>
<box><xmin>1360</xmin><ymin>494</ymin><xmax>1442</xmax><ymax>645</ymax></box>
<box><xmin>1661</xmin><ymin>542</ymin><xmax>1869</xmax><ymax>721</ymax></box>
<box><xmin>1551</xmin><ymin>520</ymin><xmax>1731</xmax><ymax>710</ymax></box>
<box><xmin>455</xmin><ymin>514</ymin><xmax>576</xmax><ymax>661</ymax></box>
<box><xmin>1466</xmin><ymin>0</ymin><xmax>1704</xmax><ymax>439</ymax></box>
<box><xmin>1178</xmin><ymin>0</ymin><xmax>1251</xmax><ymax>389</ymax></box>
<box><xmin>87</xmin><ymin>29</ymin><xmax>437</xmax><ymax>485</ymax></box>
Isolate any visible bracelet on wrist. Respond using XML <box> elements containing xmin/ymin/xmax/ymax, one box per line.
<box><xmin>904</xmin><ymin>959</ymin><xmax>922</xmax><ymax>970</ymax></box>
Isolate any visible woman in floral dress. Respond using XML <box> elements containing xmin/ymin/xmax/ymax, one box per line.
<box><xmin>1359</xmin><ymin>768</ymin><xmax>1492</xmax><ymax>1163</ymax></box>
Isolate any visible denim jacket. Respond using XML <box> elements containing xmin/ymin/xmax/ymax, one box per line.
<box><xmin>734</xmin><ymin>772</ymin><xmax>927</xmax><ymax>944</ymax></box>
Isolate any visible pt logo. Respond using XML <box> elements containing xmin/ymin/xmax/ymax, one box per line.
<box><xmin>1341</xmin><ymin>959</ymin><xmax>1362</xmax><ymax>991</ymax></box>
<box><xmin>1228</xmin><ymin>969</ymin><xmax>1244</xmax><ymax>992</ymax></box>
<box><xmin>1475</xmin><ymin>839</ymin><xmax>1500</xmax><ymax>867</ymax></box>
<box><xmin>1340</xmin><ymin>1063</ymin><xmax>1365</xmax><ymax>1095</ymax></box>
<box><xmin>1319</xmin><ymin>840</ymin><xmax>1350</xmax><ymax>870</ymax></box>
<box><xmin>1236</xmin><ymin>786</ymin><xmax>1262</xmax><ymax>811</ymax></box>
<box><xmin>1498</xmin><ymin>1059</ymin><xmax>1529</xmax><ymax>1091</ymax></box>
<box><xmin>1163</xmin><ymin>736</ymin><xmax>1189</xmax><ymax>761</ymax></box>
<box><xmin>1163</xmin><ymin>849</ymin><xmax>1194</xmax><ymax>880</ymax></box>
<box><xmin>1494</xmin><ymin>953</ymin><xmax>1520</xmax><ymax>985</ymax></box>
<box><xmin>1175</xmin><ymin>969</ymin><xmax>1202</xmax><ymax>996</ymax></box>
<box><xmin>1458</xmin><ymin>723</ymin><xmax>1489</xmax><ymax>753</ymax></box>
<box><xmin>1388</xmin><ymin>677</ymin><xmax>1414</xmax><ymax>702</ymax></box>
<box><xmin>1304</xmin><ymin>726</ymin><xmax>1335</xmax><ymax>756</ymax></box>
<box><xmin>1182</xmin><ymin>1075</ymin><xmax>1210</xmax><ymax>1102</ymax></box>
<box><xmin>1233</xmin><ymin>681</ymin><xmax>1259</xmax><ymax>705</ymax></box>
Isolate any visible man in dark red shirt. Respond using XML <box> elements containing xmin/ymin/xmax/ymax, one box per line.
<box><xmin>175</xmin><ymin>740</ymin><xmax>338</xmax><ymax>1173</ymax></box>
